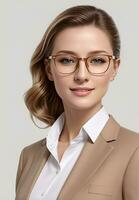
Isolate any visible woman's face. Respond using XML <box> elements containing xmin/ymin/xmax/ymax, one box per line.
<box><xmin>46</xmin><ymin>25</ymin><xmax>120</xmax><ymax>112</ymax></box>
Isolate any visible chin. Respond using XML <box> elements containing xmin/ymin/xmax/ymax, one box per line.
<box><xmin>66</xmin><ymin>101</ymin><xmax>101</xmax><ymax>111</ymax></box>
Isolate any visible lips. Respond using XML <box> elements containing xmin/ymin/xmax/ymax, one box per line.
<box><xmin>70</xmin><ymin>87</ymin><xmax>94</xmax><ymax>91</ymax></box>
<box><xmin>70</xmin><ymin>87</ymin><xmax>95</xmax><ymax>97</ymax></box>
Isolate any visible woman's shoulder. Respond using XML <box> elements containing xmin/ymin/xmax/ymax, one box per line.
<box><xmin>21</xmin><ymin>138</ymin><xmax>46</xmax><ymax>158</ymax></box>
<box><xmin>120</xmin><ymin>126</ymin><xmax>139</xmax><ymax>139</ymax></box>
<box><xmin>118</xmin><ymin>126</ymin><xmax>139</xmax><ymax>148</ymax></box>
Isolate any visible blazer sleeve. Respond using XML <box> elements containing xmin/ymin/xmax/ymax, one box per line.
<box><xmin>123</xmin><ymin>146</ymin><xmax>139</xmax><ymax>199</ymax></box>
<box><xmin>15</xmin><ymin>148</ymin><xmax>25</xmax><ymax>194</ymax></box>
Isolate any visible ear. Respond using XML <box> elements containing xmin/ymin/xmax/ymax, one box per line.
<box><xmin>110</xmin><ymin>58</ymin><xmax>120</xmax><ymax>81</ymax></box>
<box><xmin>44</xmin><ymin>59</ymin><xmax>54</xmax><ymax>81</ymax></box>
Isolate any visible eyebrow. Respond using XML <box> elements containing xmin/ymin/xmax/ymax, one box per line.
<box><xmin>55</xmin><ymin>50</ymin><xmax>110</xmax><ymax>55</ymax></box>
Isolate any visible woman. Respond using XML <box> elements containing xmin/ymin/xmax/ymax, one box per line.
<box><xmin>15</xmin><ymin>5</ymin><xmax>139</xmax><ymax>200</ymax></box>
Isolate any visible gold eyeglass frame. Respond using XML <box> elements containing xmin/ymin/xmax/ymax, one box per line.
<box><xmin>46</xmin><ymin>54</ymin><xmax>116</xmax><ymax>76</ymax></box>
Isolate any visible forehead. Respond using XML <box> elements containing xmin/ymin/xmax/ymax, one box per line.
<box><xmin>52</xmin><ymin>25</ymin><xmax>113</xmax><ymax>55</ymax></box>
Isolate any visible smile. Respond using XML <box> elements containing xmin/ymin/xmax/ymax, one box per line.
<box><xmin>70</xmin><ymin>88</ymin><xmax>95</xmax><ymax>96</ymax></box>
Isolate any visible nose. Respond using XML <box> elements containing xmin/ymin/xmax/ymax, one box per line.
<box><xmin>74</xmin><ymin>59</ymin><xmax>90</xmax><ymax>82</ymax></box>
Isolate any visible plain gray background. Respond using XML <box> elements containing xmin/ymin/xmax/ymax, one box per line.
<box><xmin>1</xmin><ymin>0</ymin><xmax>139</xmax><ymax>199</ymax></box>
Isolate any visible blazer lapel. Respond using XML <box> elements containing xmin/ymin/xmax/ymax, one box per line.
<box><xmin>57</xmin><ymin>115</ymin><xmax>120</xmax><ymax>200</ymax></box>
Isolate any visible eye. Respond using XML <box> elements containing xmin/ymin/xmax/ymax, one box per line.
<box><xmin>57</xmin><ymin>55</ymin><xmax>76</xmax><ymax>65</ymax></box>
<box><xmin>91</xmin><ymin>58</ymin><xmax>106</xmax><ymax>64</ymax></box>
<box><xmin>60</xmin><ymin>58</ymin><xmax>74</xmax><ymax>64</ymax></box>
<box><xmin>89</xmin><ymin>56</ymin><xmax>108</xmax><ymax>65</ymax></box>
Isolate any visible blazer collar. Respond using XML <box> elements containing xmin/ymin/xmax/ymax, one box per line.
<box><xmin>25</xmin><ymin>115</ymin><xmax>120</xmax><ymax>200</ymax></box>
<box><xmin>101</xmin><ymin>115</ymin><xmax>120</xmax><ymax>142</ymax></box>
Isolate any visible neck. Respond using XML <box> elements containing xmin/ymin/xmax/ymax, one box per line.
<box><xmin>59</xmin><ymin>103</ymin><xmax>102</xmax><ymax>143</ymax></box>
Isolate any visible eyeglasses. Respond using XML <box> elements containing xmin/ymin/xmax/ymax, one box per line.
<box><xmin>46</xmin><ymin>53</ymin><xmax>116</xmax><ymax>75</ymax></box>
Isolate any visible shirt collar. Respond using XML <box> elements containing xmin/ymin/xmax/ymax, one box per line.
<box><xmin>46</xmin><ymin>106</ymin><xmax>109</xmax><ymax>150</ymax></box>
<box><xmin>82</xmin><ymin>106</ymin><xmax>109</xmax><ymax>143</ymax></box>
<box><xmin>46</xmin><ymin>112</ymin><xmax>65</xmax><ymax>159</ymax></box>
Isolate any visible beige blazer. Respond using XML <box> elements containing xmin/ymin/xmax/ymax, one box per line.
<box><xmin>15</xmin><ymin>116</ymin><xmax>139</xmax><ymax>200</ymax></box>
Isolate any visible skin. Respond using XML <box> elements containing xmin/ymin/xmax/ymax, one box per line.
<box><xmin>46</xmin><ymin>25</ymin><xmax>120</xmax><ymax>144</ymax></box>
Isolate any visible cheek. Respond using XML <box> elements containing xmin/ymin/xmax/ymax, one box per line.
<box><xmin>52</xmin><ymin>74</ymin><xmax>68</xmax><ymax>99</ymax></box>
<box><xmin>95</xmin><ymin>75</ymin><xmax>111</xmax><ymax>96</ymax></box>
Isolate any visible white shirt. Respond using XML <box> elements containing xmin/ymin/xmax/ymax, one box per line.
<box><xmin>29</xmin><ymin>107</ymin><xmax>109</xmax><ymax>200</ymax></box>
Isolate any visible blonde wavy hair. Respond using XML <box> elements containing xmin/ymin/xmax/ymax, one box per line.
<box><xmin>24</xmin><ymin>5</ymin><xmax>120</xmax><ymax>128</ymax></box>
